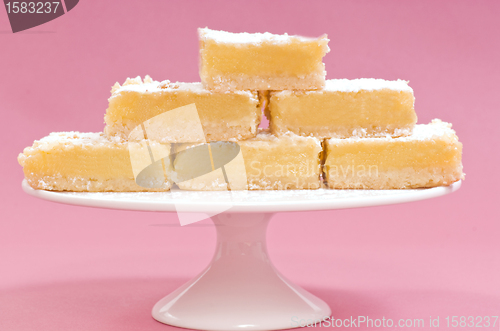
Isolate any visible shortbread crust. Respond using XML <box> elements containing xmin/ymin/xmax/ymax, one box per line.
<box><xmin>18</xmin><ymin>132</ymin><xmax>173</xmax><ymax>192</ymax></box>
<box><xmin>104</xmin><ymin>76</ymin><xmax>261</xmax><ymax>142</ymax></box>
<box><xmin>267</xmin><ymin>79</ymin><xmax>416</xmax><ymax>139</ymax></box>
<box><xmin>199</xmin><ymin>28</ymin><xmax>330</xmax><ymax>91</ymax></box>
<box><xmin>324</xmin><ymin>120</ymin><xmax>464</xmax><ymax>189</ymax></box>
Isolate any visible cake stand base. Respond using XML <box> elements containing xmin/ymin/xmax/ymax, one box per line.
<box><xmin>152</xmin><ymin>213</ymin><xmax>330</xmax><ymax>330</ymax></box>
<box><xmin>22</xmin><ymin>180</ymin><xmax>462</xmax><ymax>330</ymax></box>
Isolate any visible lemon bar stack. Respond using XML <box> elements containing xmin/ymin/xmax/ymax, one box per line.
<box><xmin>19</xmin><ymin>28</ymin><xmax>464</xmax><ymax>191</ymax></box>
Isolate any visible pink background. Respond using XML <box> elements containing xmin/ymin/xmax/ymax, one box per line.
<box><xmin>1</xmin><ymin>1</ymin><xmax>499</xmax><ymax>330</ymax></box>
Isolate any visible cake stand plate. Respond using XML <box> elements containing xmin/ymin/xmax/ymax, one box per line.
<box><xmin>22</xmin><ymin>180</ymin><xmax>461</xmax><ymax>331</ymax></box>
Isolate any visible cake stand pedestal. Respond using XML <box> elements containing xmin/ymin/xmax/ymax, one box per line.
<box><xmin>22</xmin><ymin>180</ymin><xmax>461</xmax><ymax>331</ymax></box>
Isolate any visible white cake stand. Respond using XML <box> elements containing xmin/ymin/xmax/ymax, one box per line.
<box><xmin>22</xmin><ymin>179</ymin><xmax>461</xmax><ymax>331</ymax></box>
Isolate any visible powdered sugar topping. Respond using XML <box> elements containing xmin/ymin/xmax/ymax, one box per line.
<box><xmin>324</xmin><ymin>79</ymin><xmax>413</xmax><ymax>93</ymax></box>
<box><xmin>29</xmin><ymin>132</ymin><xmax>125</xmax><ymax>151</ymax></box>
<box><xmin>199</xmin><ymin>27</ymin><xmax>327</xmax><ymax>45</ymax></box>
<box><xmin>111</xmin><ymin>75</ymin><xmax>257</xmax><ymax>98</ymax></box>
<box><xmin>242</xmin><ymin>130</ymin><xmax>322</xmax><ymax>150</ymax></box>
